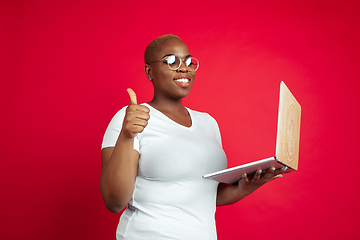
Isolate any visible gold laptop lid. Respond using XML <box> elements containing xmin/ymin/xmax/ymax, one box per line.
<box><xmin>275</xmin><ymin>82</ymin><xmax>301</xmax><ymax>170</ymax></box>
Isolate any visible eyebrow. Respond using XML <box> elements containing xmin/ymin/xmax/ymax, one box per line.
<box><xmin>161</xmin><ymin>54</ymin><xmax>192</xmax><ymax>59</ymax></box>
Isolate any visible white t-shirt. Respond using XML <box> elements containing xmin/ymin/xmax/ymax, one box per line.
<box><xmin>102</xmin><ymin>103</ymin><xmax>227</xmax><ymax>240</ymax></box>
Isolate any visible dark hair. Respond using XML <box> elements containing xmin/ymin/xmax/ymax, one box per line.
<box><xmin>144</xmin><ymin>34</ymin><xmax>182</xmax><ymax>64</ymax></box>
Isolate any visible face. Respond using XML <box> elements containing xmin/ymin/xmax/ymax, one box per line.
<box><xmin>145</xmin><ymin>38</ymin><xmax>196</xmax><ymax>100</ymax></box>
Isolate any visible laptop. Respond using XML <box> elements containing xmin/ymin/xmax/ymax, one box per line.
<box><xmin>203</xmin><ymin>81</ymin><xmax>301</xmax><ymax>184</ymax></box>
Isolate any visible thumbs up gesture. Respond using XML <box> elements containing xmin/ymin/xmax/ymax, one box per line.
<box><xmin>121</xmin><ymin>88</ymin><xmax>150</xmax><ymax>138</ymax></box>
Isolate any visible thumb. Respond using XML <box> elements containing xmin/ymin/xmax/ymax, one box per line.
<box><xmin>127</xmin><ymin>88</ymin><xmax>137</xmax><ymax>105</ymax></box>
<box><xmin>268</xmin><ymin>174</ymin><xmax>283</xmax><ymax>183</ymax></box>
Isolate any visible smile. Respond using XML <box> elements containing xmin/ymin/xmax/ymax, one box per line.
<box><xmin>174</xmin><ymin>78</ymin><xmax>190</xmax><ymax>83</ymax></box>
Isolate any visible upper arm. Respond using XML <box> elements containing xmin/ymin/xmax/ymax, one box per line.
<box><xmin>101</xmin><ymin>147</ymin><xmax>115</xmax><ymax>171</ymax></box>
<box><xmin>101</xmin><ymin>146</ymin><xmax>140</xmax><ymax>176</ymax></box>
<box><xmin>100</xmin><ymin>145</ymin><xmax>140</xmax><ymax>212</ymax></box>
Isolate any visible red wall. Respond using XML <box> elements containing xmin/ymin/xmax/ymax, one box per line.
<box><xmin>1</xmin><ymin>0</ymin><xmax>360</xmax><ymax>239</ymax></box>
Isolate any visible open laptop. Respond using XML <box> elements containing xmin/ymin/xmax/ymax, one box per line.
<box><xmin>203</xmin><ymin>81</ymin><xmax>301</xmax><ymax>184</ymax></box>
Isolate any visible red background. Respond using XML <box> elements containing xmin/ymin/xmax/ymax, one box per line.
<box><xmin>1</xmin><ymin>0</ymin><xmax>360</xmax><ymax>239</ymax></box>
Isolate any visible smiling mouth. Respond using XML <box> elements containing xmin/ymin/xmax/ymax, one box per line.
<box><xmin>174</xmin><ymin>78</ymin><xmax>190</xmax><ymax>83</ymax></box>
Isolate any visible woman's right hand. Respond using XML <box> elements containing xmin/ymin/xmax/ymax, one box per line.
<box><xmin>121</xmin><ymin>88</ymin><xmax>150</xmax><ymax>138</ymax></box>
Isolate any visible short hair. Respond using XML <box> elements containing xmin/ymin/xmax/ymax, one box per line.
<box><xmin>144</xmin><ymin>34</ymin><xmax>183</xmax><ymax>64</ymax></box>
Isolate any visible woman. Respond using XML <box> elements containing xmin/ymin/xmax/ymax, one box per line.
<box><xmin>100</xmin><ymin>34</ymin><xmax>285</xmax><ymax>240</ymax></box>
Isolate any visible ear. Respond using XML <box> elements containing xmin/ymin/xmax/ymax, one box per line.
<box><xmin>144</xmin><ymin>64</ymin><xmax>152</xmax><ymax>81</ymax></box>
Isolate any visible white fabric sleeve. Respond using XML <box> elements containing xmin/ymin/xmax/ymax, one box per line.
<box><xmin>101</xmin><ymin>106</ymin><xmax>140</xmax><ymax>152</ymax></box>
<box><xmin>207</xmin><ymin>113</ymin><xmax>223</xmax><ymax>148</ymax></box>
<box><xmin>214</xmin><ymin>122</ymin><xmax>223</xmax><ymax>148</ymax></box>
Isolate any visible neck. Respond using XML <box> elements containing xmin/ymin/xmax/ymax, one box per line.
<box><xmin>148</xmin><ymin>95</ymin><xmax>186</xmax><ymax>114</ymax></box>
<box><xmin>148</xmin><ymin>92</ymin><xmax>192</xmax><ymax>127</ymax></box>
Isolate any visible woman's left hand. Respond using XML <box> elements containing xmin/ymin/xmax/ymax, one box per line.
<box><xmin>216</xmin><ymin>166</ymin><xmax>287</xmax><ymax>206</ymax></box>
<box><xmin>237</xmin><ymin>167</ymin><xmax>285</xmax><ymax>197</ymax></box>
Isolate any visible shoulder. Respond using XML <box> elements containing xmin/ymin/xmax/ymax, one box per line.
<box><xmin>105</xmin><ymin>105</ymin><xmax>128</xmax><ymax>128</ymax></box>
<box><xmin>113</xmin><ymin>105</ymin><xmax>128</xmax><ymax>117</ymax></box>
<box><xmin>101</xmin><ymin>106</ymin><xmax>128</xmax><ymax>149</ymax></box>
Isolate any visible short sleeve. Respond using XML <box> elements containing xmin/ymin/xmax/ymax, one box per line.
<box><xmin>208</xmin><ymin>114</ymin><xmax>223</xmax><ymax>148</ymax></box>
<box><xmin>101</xmin><ymin>106</ymin><xmax>140</xmax><ymax>152</ymax></box>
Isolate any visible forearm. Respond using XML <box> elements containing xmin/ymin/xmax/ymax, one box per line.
<box><xmin>100</xmin><ymin>132</ymin><xmax>138</xmax><ymax>212</ymax></box>
<box><xmin>216</xmin><ymin>183</ymin><xmax>251</xmax><ymax>206</ymax></box>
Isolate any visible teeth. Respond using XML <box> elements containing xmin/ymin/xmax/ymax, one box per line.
<box><xmin>175</xmin><ymin>78</ymin><xmax>189</xmax><ymax>83</ymax></box>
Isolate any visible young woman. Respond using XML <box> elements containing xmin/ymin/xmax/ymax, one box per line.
<box><xmin>100</xmin><ymin>34</ymin><xmax>285</xmax><ymax>240</ymax></box>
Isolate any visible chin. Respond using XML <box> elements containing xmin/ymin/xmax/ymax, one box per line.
<box><xmin>173</xmin><ymin>88</ymin><xmax>191</xmax><ymax>99</ymax></box>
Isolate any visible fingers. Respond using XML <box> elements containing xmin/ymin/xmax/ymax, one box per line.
<box><xmin>123</xmin><ymin>108</ymin><xmax>150</xmax><ymax>137</ymax></box>
<box><xmin>262</xmin><ymin>167</ymin><xmax>276</xmax><ymax>179</ymax></box>
<box><xmin>244</xmin><ymin>166</ymin><xmax>286</xmax><ymax>183</ymax></box>
<box><xmin>127</xmin><ymin>88</ymin><xmax>137</xmax><ymax>105</ymax></box>
<box><xmin>268</xmin><ymin>174</ymin><xmax>283</xmax><ymax>182</ymax></box>
<box><xmin>127</xmin><ymin>106</ymin><xmax>150</xmax><ymax>120</ymax></box>
<box><xmin>262</xmin><ymin>166</ymin><xmax>287</xmax><ymax>183</ymax></box>
<box><xmin>252</xmin><ymin>169</ymin><xmax>262</xmax><ymax>182</ymax></box>
<box><xmin>122</xmin><ymin>88</ymin><xmax>150</xmax><ymax>138</ymax></box>
<box><xmin>242</xmin><ymin>173</ymin><xmax>249</xmax><ymax>183</ymax></box>
<box><xmin>126</xmin><ymin>88</ymin><xmax>150</xmax><ymax>116</ymax></box>
<box><xmin>272</xmin><ymin>166</ymin><xmax>287</xmax><ymax>176</ymax></box>
<box><xmin>239</xmin><ymin>166</ymin><xmax>286</xmax><ymax>193</ymax></box>
<box><xmin>240</xmin><ymin>169</ymin><xmax>263</xmax><ymax>184</ymax></box>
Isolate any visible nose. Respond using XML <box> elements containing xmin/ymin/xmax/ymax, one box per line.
<box><xmin>177</xmin><ymin>59</ymin><xmax>189</xmax><ymax>72</ymax></box>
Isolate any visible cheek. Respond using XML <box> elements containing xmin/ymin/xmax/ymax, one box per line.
<box><xmin>152</xmin><ymin>71</ymin><xmax>175</xmax><ymax>90</ymax></box>
<box><xmin>190</xmin><ymin>72</ymin><xmax>196</xmax><ymax>82</ymax></box>
<box><xmin>153</xmin><ymin>68</ymin><xmax>173</xmax><ymax>81</ymax></box>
